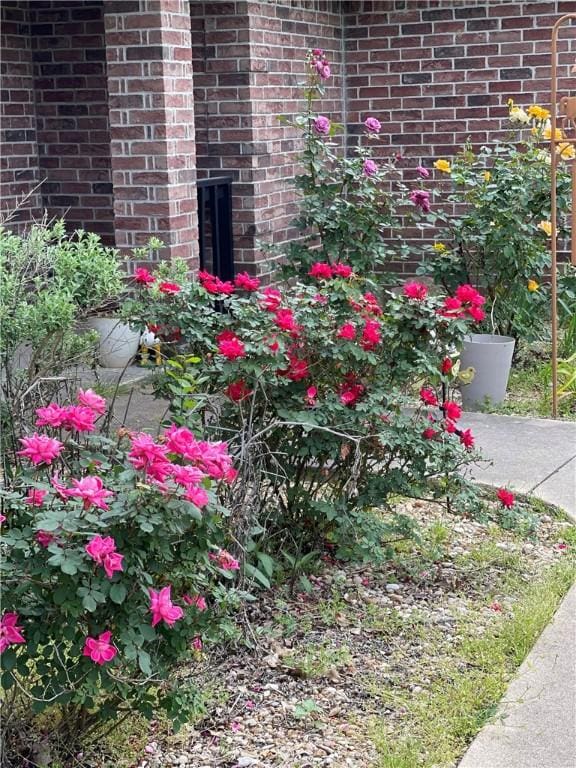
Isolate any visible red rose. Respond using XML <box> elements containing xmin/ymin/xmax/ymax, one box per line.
<box><xmin>337</xmin><ymin>323</ymin><xmax>356</xmax><ymax>340</ymax></box>
<box><xmin>134</xmin><ymin>267</ymin><xmax>155</xmax><ymax>285</ymax></box>
<box><xmin>218</xmin><ymin>336</ymin><xmax>246</xmax><ymax>360</ymax></box>
<box><xmin>332</xmin><ymin>263</ymin><xmax>353</xmax><ymax>278</ymax></box>
<box><xmin>456</xmin><ymin>284</ymin><xmax>485</xmax><ymax>306</ymax></box>
<box><xmin>420</xmin><ymin>387</ymin><xmax>438</xmax><ymax>407</ymax></box>
<box><xmin>403</xmin><ymin>281</ymin><xmax>428</xmax><ymax>300</ymax></box>
<box><xmin>225</xmin><ymin>380</ymin><xmax>252</xmax><ymax>402</ymax></box>
<box><xmin>234</xmin><ymin>272</ymin><xmax>260</xmax><ymax>292</ymax></box>
<box><xmin>274</xmin><ymin>308</ymin><xmax>301</xmax><ymax>336</ymax></box>
<box><xmin>360</xmin><ymin>319</ymin><xmax>381</xmax><ymax>350</ymax></box>
<box><xmin>259</xmin><ymin>287</ymin><xmax>282</xmax><ymax>312</ymax></box>
<box><xmin>441</xmin><ymin>357</ymin><xmax>453</xmax><ymax>374</ymax></box>
<box><xmin>443</xmin><ymin>400</ymin><xmax>462</xmax><ymax>421</ymax></box>
<box><xmin>459</xmin><ymin>428</ymin><xmax>474</xmax><ymax>448</ymax></box>
<box><xmin>468</xmin><ymin>305</ymin><xmax>486</xmax><ymax>323</ymax></box>
<box><xmin>308</xmin><ymin>262</ymin><xmax>333</xmax><ymax>280</ymax></box>
<box><xmin>497</xmin><ymin>487</ymin><xmax>515</xmax><ymax>508</ymax></box>
<box><xmin>280</xmin><ymin>355</ymin><xmax>309</xmax><ymax>382</ymax></box>
<box><xmin>159</xmin><ymin>282</ymin><xmax>181</xmax><ymax>295</ymax></box>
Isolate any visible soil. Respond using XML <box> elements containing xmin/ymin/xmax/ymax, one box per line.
<box><xmin>126</xmin><ymin>499</ymin><xmax>574</xmax><ymax>768</ymax></box>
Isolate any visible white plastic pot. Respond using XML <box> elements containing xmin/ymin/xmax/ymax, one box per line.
<box><xmin>86</xmin><ymin>318</ymin><xmax>141</xmax><ymax>368</ymax></box>
<box><xmin>460</xmin><ymin>333</ymin><xmax>516</xmax><ymax>410</ymax></box>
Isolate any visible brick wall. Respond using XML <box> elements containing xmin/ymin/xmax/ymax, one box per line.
<box><xmin>2</xmin><ymin>0</ymin><xmax>573</xmax><ymax>274</ymax></box>
<box><xmin>343</xmin><ymin>0</ymin><xmax>576</xmax><ymax>271</ymax></box>
<box><xmin>191</xmin><ymin>0</ymin><xmax>345</xmax><ymax>279</ymax></box>
<box><xmin>29</xmin><ymin>0</ymin><xmax>115</xmax><ymax>242</ymax></box>
<box><xmin>0</xmin><ymin>1</ymin><xmax>42</xmax><ymax>223</ymax></box>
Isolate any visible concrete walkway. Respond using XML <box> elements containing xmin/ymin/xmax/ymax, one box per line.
<box><xmin>461</xmin><ymin>412</ymin><xmax>576</xmax><ymax>517</ymax></box>
<box><xmin>458</xmin><ymin>412</ymin><xmax>576</xmax><ymax>768</ymax></box>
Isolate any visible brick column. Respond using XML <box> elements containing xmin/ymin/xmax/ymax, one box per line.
<box><xmin>104</xmin><ymin>0</ymin><xmax>198</xmax><ymax>266</ymax></box>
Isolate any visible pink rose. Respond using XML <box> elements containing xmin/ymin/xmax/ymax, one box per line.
<box><xmin>363</xmin><ymin>158</ymin><xmax>378</xmax><ymax>177</ymax></box>
<box><xmin>17</xmin><ymin>434</ymin><xmax>63</xmax><ymax>466</ymax></box>
<box><xmin>364</xmin><ymin>116</ymin><xmax>382</xmax><ymax>133</ymax></box>
<box><xmin>409</xmin><ymin>189</ymin><xmax>431</xmax><ymax>213</ymax></box>
<box><xmin>83</xmin><ymin>630</ymin><xmax>117</xmax><ymax>665</ymax></box>
<box><xmin>149</xmin><ymin>586</ymin><xmax>184</xmax><ymax>627</ymax></box>
<box><xmin>0</xmin><ymin>612</ymin><xmax>25</xmax><ymax>654</ymax></box>
<box><xmin>313</xmin><ymin>116</ymin><xmax>331</xmax><ymax>135</ymax></box>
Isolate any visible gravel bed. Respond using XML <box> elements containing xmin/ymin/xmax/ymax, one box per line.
<box><xmin>121</xmin><ymin>500</ymin><xmax>573</xmax><ymax>768</ymax></box>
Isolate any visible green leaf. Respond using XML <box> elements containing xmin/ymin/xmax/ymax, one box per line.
<box><xmin>256</xmin><ymin>552</ymin><xmax>275</xmax><ymax>579</ymax></box>
<box><xmin>60</xmin><ymin>560</ymin><xmax>78</xmax><ymax>576</ymax></box>
<box><xmin>138</xmin><ymin>650</ymin><xmax>152</xmax><ymax>676</ymax></box>
<box><xmin>1</xmin><ymin>671</ymin><xmax>14</xmax><ymax>689</ymax></box>
<box><xmin>139</xmin><ymin>624</ymin><xmax>156</xmax><ymax>642</ymax></box>
<box><xmin>1</xmin><ymin>649</ymin><xmax>17</xmax><ymax>672</ymax></box>
<box><xmin>243</xmin><ymin>562</ymin><xmax>270</xmax><ymax>589</ymax></box>
<box><xmin>109</xmin><ymin>583</ymin><xmax>127</xmax><ymax>605</ymax></box>
<box><xmin>35</xmin><ymin>517</ymin><xmax>61</xmax><ymax>532</ymax></box>
<box><xmin>82</xmin><ymin>594</ymin><xmax>97</xmax><ymax>612</ymax></box>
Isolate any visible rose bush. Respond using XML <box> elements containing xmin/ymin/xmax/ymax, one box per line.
<box><xmin>266</xmin><ymin>49</ymin><xmax>430</xmax><ymax>278</ymax></box>
<box><xmin>125</xmin><ymin>266</ymin><xmax>484</xmax><ymax>569</ymax></box>
<box><xmin>419</xmin><ymin>101</ymin><xmax>572</xmax><ymax>341</ymax></box>
<box><xmin>0</xmin><ymin>388</ymin><xmax>241</xmax><ymax>754</ymax></box>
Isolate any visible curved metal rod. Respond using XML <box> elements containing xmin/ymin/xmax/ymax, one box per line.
<box><xmin>550</xmin><ymin>13</ymin><xmax>576</xmax><ymax>418</ymax></box>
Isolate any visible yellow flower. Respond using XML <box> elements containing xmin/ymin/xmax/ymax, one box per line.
<box><xmin>527</xmin><ymin>105</ymin><xmax>550</xmax><ymax>121</ymax></box>
<box><xmin>538</xmin><ymin>220</ymin><xmax>552</xmax><ymax>237</ymax></box>
<box><xmin>433</xmin><ymin>242</ymin><xmax>447</xmax><ymax>252</ymax></box>
<box><xmin>542</xmin><ymin>122</ymin><xmax>564</xmax><ymax>142</ymax></box>
<box><xmin>483</xmin><ymin>171</ymin><xmax>491</xmax><ymax>182</ymax></box>
<box><xmin>527</xmin><ymin>279</ymin><xmax>539</xmax><ymax>292</ymax></box>
<box><xmin>557</xmin><ymin>141</ymin><xmax>576</xmax><ymax>160</ymax></box>
<box><xmin>434</xmin><ymin>159</ymin><xmax>451</xmax><ymax>173</ymax></box>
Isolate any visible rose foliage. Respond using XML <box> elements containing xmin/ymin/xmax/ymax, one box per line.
<box><xmin>0</xmin><ymin>389</ymin><xmax>242</xmax><ymax>745</ymax></box>
<box><xmin>266</xmin><ymin>49</ymin><xmax>427</xmax><ymax>278</ymax></box>
<box><xmin>126</xmin><ymin>267</ymin><xmax>484</xmax><ymax>568</ymax></box>
<box><xmin>419</xmin><ymin>101</ymin><xmax>572</xmax><ymax>340</ymax></box>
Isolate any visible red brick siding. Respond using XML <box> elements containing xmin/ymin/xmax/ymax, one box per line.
<box><xmin>105</xmin><ymin>0</ymin><xmax>198</xmax><ymax>266</ymax></box>
<box><xmin>30</xmin><ymin>0</ymin><xmax>115</xmax><ymax>243</ymax></box>
<box><xmin>0</xmin><ymin>1</ymin><xmax>42</xmax><ymax>223</ymax></box>
<box><xmin>2</xmin><ymin>0</ymin><xmax>572</xmax><ymax>276</ymax></box>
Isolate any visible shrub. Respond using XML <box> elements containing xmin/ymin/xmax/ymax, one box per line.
<box><xmin>418</xmin><ymin>101</ymin><xmax>572</xmax><ymax>341</ymax></box>
<box><xmin>125</xmin><ymin>267</ymin><xmax>484</xmax><ymax>567</ymax></box>
<box><xmin>266</xmin><ymin>49</ymin><xmax>429</xmax><ymax>278</ymax></box>
<box><xmin>0</xmin><ymin>388</ymin><xmax>240</xmax><ymax>756</ymax></box>
<box><xmin>0</xmin><ymin>220</ymin><xmax>125</xmax><ymax>471</ymax></box>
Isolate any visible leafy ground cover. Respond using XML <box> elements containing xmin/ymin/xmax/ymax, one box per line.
<box><xmin>81</xmin><ymin>496</ymin><xmax>574</xmax><ymax>768</ymax></box>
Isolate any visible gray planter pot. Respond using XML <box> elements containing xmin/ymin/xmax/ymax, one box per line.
<box><xmin>460</xmin><ymin>333</ymin><xmax>516</xmax><ymax>410</ymax></box>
